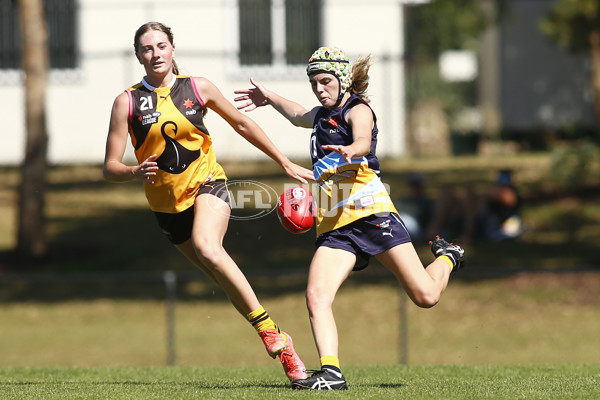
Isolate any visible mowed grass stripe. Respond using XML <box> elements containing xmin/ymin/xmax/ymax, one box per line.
<box><xmin>0</xmin><ymin>365</ymin><xmax>599</xmax><ymax>399</ymax></box>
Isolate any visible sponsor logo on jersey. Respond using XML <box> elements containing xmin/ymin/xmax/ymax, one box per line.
<box><xmin>327</xmin><ymin>118</ymin><xmax>340</xmax><ymax>134</ymax></box>
<box><xmin>183</xmin><ymin>98</ymin><xmax>198</xmax><ymax>116</ymax></box>
<box><xmin>140</xmin><ymin>114</ymin><xmax>158</xmax><ymax>126</ymax></box>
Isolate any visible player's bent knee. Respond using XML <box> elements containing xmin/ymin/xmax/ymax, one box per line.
<box><xmin>411</xmin><ymin>291</ymin><xmax>440</xmax><ymax>309</ymax></box>
<box><xmin>305</xmin><ymin>287</ymin><xmax>334</xmax><ymax>311</ymax></box>
<box><xmin>193</xmin><ymin>241</ymin><xmax>226</xmax><ymax>266</ymax></box>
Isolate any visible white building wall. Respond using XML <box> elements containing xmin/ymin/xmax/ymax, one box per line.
<box><xmin>2</xmin><ymin>0</ymin><xmax>406</xmax><ymax>165</ymax></box>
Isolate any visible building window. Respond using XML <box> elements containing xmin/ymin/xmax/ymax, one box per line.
<box><xmin>239</xmin><ymin>0</ymin><xmax>273</xmax><ymax>65</ymax></box>
<box><xmin>284</xmin><ymin>0</ymin><xmax>321</xmax><ymax>65</ymax></box>
<box><xmin>0</xmin><ymin>0</ymin><xmax>78</xmax><ymax>70</ymax></box>
<box><xmin>238</xmin><ymin>0</ymin><xmax>321</xmax><ymax>69</ymax></box>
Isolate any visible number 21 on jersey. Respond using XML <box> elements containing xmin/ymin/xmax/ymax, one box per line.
<box><xmin>140</xmin><ymin>96</ymin><xmax>153</xmax><ymax>111</ymax></box>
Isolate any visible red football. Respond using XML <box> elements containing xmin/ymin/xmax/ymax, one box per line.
<box><xmin>276</xmin><ymin>186</ymin><xmax>314</xmax><ymax>234</ymax></box>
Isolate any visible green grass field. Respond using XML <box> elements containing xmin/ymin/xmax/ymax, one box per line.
<box><xmin>1</xmin><ymin>154</ymin><xmax>599</xmax><ymax>398</ymax></box>
<box><xmin>1</xmin><ymin>277</ymin><xmax>599</xmax><ymax>367</ymax></box>
<box><xmin>1</xmin><ymin>364</ymin><xmax>599</xmax><ymax>399</ymax></box>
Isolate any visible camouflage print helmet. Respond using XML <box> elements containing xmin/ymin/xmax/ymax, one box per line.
<box><xmin>306</xmin><ymin>47</ymin><xmax>353</xmax><ymax>103</ymax></box>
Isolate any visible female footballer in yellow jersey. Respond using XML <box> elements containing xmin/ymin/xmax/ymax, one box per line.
<box><xmin>235</xmin><ymin>47</ymin><xmax>466</xmax><ymax>390</ymax></box>
<box><xmin>103</xmin><ymin>21</ymin><xmax>312</xmax><ymax>383</ymax></box>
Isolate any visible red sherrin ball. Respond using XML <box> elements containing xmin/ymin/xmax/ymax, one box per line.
<box><xmin>276</xmin><ymin>186</ymin><xmax>314</xmax><ymax>234</ymax></box>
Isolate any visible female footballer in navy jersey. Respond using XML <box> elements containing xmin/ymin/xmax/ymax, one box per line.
<box><xmin>235</xmin><ymin>47</ymin><xmax>466</xmax><ymax>390</ymax></box>
<box><xmin>103</xmin><ymin>21</ymin><xmax>312</xmax><ymax>382</ymax></box>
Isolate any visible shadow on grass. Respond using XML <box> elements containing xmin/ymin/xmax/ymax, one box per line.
<box><xmin>2</xmin><ymin>201</ymin><xmax>599</xmax><ymax>301</ymax></box>
<box><xmin>0</xmin><ymin>205</ymin><xmax>316</xmax><ymax>301</ymax></box>
<box><xmin>1</xmin><ymin>164</ymin><xmax>599</xmax><ymax>301</ymax></box>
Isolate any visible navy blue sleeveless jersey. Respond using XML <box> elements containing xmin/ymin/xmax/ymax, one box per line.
<box><xmin>309</xmin><ymin>94</ymin><xmax>398</xmax><ymax>235</ymax></box>
<box><xmin>310</xmin><ymin>94</ymin><xmax>379</xmax><ymax>171</ymax></box>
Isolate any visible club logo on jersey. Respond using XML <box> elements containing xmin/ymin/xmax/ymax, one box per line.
<box><xmin>319</xmin><ymin>168</ymin><xmax>358</xmax><ymax>186</ymax></box>
<box><xmin>155</xmin><ymin>121</ymin><xmax>200</xmax><ymax>174</ymax></box>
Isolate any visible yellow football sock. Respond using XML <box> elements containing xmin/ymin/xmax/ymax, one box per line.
<box><xmin>438</xmin><ymin>255</ymin><xmax>454</xmax><ymax>271</ymax></box>
<box><xmin>320</xmin><ymin>355</ymin><xmax>340</xmax><ymax>370</ymax></box>
<box><xmin>247</xmin><ymin>305</ymin><xmax>277</xmax><ymax>333</ymax></box>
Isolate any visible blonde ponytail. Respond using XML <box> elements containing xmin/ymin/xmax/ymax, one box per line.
<box><xmin>350</xmin><ymin>54</ymin><xmax>374</xmax><ymax>102</ymax></box>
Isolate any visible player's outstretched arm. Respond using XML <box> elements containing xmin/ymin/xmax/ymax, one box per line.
<box><xmin>234</xmin><ymin>78</ymin><xmax>316</xmax><ymax>129</ymax></box>
<box><xmin>199</xmin><ymin>77</ymin><xmax>313</xmax><ymax>184</ymax></box>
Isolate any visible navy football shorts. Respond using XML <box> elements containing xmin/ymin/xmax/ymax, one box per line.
<box><xmin>154</xmin><ymin>179</ymin><xmax>231</xmax><ymax>245</ymax></box>
<box><xmin>315</xmin><ymin>213</ymin><xmax>411</xmax><ymax>271</ymax></box>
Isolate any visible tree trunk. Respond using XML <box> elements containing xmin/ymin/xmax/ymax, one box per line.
<box><xmin>16</xmin><ymin>0</ymin><xmax>49</xmax><ymax>259</ymax></box>
<box><xmin>591</xmin><ymin>9</ymin><xmax>600</xmax><ymax>139</ymax></box>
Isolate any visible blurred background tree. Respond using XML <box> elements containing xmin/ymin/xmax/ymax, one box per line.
<box><xmin>541</xmin><ymin>0</ymin><xmax>600</xmax><ymax>186</ymax></box>
<box><xmin>16</xmin><ymin>0</ymin><xmax>50</xmax><ymax>260</ymax></box>
<box><xmin>403</xmin><ymin>0</ymin><xmax>506</xmax><ymax>156</ymax></box>
<box><xmin>541</xmin><ymin>0</ymin><xmax>600</xmax><ymax>140</ymax></box>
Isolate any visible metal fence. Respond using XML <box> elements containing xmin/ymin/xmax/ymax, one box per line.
<box><xmin>0</xmin><ymin>269</ymin><xmax>409</xmax><ymax>366</ymax></box>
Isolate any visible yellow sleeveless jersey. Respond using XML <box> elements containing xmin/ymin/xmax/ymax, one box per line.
<box><xmin>126</xmin><ymin>76</ymin><xmax>227</xmax><ymax>213</ymax></box>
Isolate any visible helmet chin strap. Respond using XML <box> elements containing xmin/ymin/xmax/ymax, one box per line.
<box><xmin>333</xmin><ymin>86</ymin><xmax>347</xmax><ymax>108</ymax></box>
<box><xmin>333</xmin><ymin>93</ymin><xmax>343</xmax><ymax>108</ymax></box>
<box><xmin>331</xmin><ymin>76</ymin><xmax>346</xmax><ymax>108</ymax></box>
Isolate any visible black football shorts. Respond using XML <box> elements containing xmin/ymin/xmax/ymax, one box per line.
<box><xmin>153</xmin><ymin>179</ymin><xmax>231</xmax><ymax>245</ymax></box>
<box><xmin>315</xmin><ymin>213</ymin><xmax>411</xmax><ymax>271</ymax></box>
